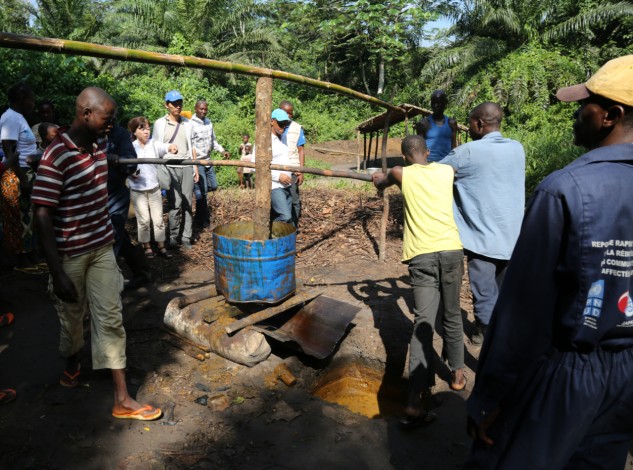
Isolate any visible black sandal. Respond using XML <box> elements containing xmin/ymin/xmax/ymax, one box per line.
<box><xmin>157</xmin><ymin>248</ymin><xmax>172</xmax><ymax>259</ymax></box>
<box><xmin>398</xmin><ymin>411</ymin><xmax>437</xmax><ymax>430</ymax></box>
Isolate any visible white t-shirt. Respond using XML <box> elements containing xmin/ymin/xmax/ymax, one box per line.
<box><xmin>0</xmin><ymin>108</ymin><xmax>37</xmax><ymax>167</ymax></box>
<box><xmin>128</xmin><ymin>139</ymin><xmax>170</xmax><ymax>191</ymax></box>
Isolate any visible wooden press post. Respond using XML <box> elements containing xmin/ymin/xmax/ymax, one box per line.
<box><xmin>356</xmin><ymin>129</ymin><xmax>361</xmax><ymax>173</ymax></box>
<box><xmin>378</xmin><ymin>112</ymin><xmax>391</xmax><ymax>262</ymax></box>
<box><xmin>252</xmin><ymin>77</ymin><xmax>273</xmax><ymax>240</ymax></box>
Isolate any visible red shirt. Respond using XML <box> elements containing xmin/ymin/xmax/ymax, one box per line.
<box><xmin>31</xmin><ymin>130</ymin><xmax>114</xmax><ymax>257</ymax></box>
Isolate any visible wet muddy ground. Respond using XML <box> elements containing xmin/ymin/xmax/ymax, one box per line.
<box><xmin>0</xmin><ymin>179</ymin><xmax>479</xmax><ymax>469</ymax></box>
<box><xmin>2</xmin><ymin>143</ymin><xmax>630</xmax><ymax>469</ymax></box>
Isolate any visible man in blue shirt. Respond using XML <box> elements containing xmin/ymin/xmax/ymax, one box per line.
<box><xmin>416</xmin><ymin>90</ymin><xmax>458</xmax><ymax>162</ymax></box>
<box><xmin>465</xmin><ymin>55</ymin><xmax>633</xmax><ymax>469</ymax></box>
<box><xmin>441</xmin><ymin>103</ymin><xmax>525</xmax><ymax>344</ymax></box>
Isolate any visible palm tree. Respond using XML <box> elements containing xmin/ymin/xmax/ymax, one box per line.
<box><xmin>421</xmin><ymin>0</ymin><xmax>633</xmax><ymax>89</ymax></box>
<box><xmin>29</xmin><ymin>0</ymin><xmax>105</xmax><ymax>41</ymax></box>
<box><xmin>109</xmin><ymin>0</ymin><xmax>282</xmax><ymax>66</ymax></box>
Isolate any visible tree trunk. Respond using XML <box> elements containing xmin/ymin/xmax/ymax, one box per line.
<box><xmin>377</xmin><ymin>55</ymin><xmax>385</xmax><ymax>95</ymax></box>
<box><xmin>360</xmin><ymin>61</ymin><xmax>371</xmax><ymax>96</ymax></box>
<box><xmin>253</xmin><ymin>77</ymin><xmax>273</xmax><ymax>240</ymax></box>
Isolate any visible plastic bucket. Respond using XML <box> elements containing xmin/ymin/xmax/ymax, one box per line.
<box><xmin>213</xmin><ymin>221</ymin><xmax>296</xmax><ymax>303</ymax></box>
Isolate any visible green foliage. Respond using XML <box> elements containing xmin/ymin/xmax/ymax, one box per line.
<box><xmin>1</xmin><ymin>0</ymin><xmax>630</xmax><ymax>196</ymax></box>
<box><xmin>506</xmin><ymin>118</ymin><xmax>583</xmax><ymax>196</ymax></box>
<box><xmin>446</xmin><ymin>45</ymin><xmax>586</xmax><ymax>123</ymax></box>
<box><xmin>0</xmin><ymin>0</ymin><xmax>31</xmax><ymax>33</ymax></box>
<box><xmin>422</xmin><ymin>0</ymin><xmax>633</xmax><ymax>91</ymax></box>
<box><xmin>32</xmin><ymin>0</ymin><xmax>106</xmax><ymax>41</ymax></box>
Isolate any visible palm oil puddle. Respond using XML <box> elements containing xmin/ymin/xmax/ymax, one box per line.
<box><xmin>311</xmin><ymin>361</ymin><xmax>405</xmax><ymax>418</ymax></box>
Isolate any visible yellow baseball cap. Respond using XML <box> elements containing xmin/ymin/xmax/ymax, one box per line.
<box><xmin>556</xmin><ymin>55</ymin><xmax>633</xmax><ymax>106</ymax></box>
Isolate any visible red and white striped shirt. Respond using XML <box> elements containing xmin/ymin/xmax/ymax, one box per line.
<box><xmin>31</xmin><ymin>130</ymin><xmax>114</xmax><ymax>257</ymax></box>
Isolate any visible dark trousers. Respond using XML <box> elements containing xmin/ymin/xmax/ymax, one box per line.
<box><xmin>194</xmin><ymin>175</ymin><xmax>209</xmax><ymax>227</ymax></box>
<box><xmin>408</xmin><ymin>250</ymin><xmax>464</xmax><ymax>390</ymax></box>
<box><xmin>466</xmin><ymin>250</ymin><xmax>508</xmax><ymax>326</ymax></box>
<box><xmin>466</xmin><ymin>347</ymin><xmax>633</xmax><ymax>469</ymax></box>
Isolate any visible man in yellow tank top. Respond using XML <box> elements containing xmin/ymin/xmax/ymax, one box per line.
<box><xmin>372</xmin><ymin>134</ymin><xmax>465</xmax><ymax>429</ymax></box>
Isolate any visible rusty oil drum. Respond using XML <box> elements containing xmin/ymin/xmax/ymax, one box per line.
<box><xmin>213</xmin><ymin>221</ymin><xmax>296</xmax><ymax>303</ymax></box>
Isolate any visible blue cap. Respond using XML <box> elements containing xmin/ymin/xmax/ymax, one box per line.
<box><xmin>271</xmin><ymin>108</ymin><xmax>290</xmax><ymax>121</ymax></box>
<box><xmin>165</xmin><ymin>90</ymin><xmax>183</xmax><ymax>102</ymax></box>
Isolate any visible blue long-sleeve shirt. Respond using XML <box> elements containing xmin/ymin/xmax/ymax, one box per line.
<box><xmin>468</xmin><ymin>143</ymin><xmax>633</xmax><ymax>423</ymax></box>
<box><xmin>441</xmin><ymin>131</ymin><xmax>525</xmax><ymax>260</ymax></box>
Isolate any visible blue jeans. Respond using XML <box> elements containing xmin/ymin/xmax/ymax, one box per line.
<box><xmin>204</xmin><ymin>166</ymin><xmax>218</xmax><ymax>192</ymax></box>
<box><xmin>271</xmin><ymin>187</ymin><xmax>292</xmax><ymax>224</ymax></box>
<box><xmin>408</xmin><ymin>250</ymin><xmax>464</xmax><ymax>390</ymax></box>
<box><xmin>466</xmin><ymin>250</ymin><xmax>508</xmax><ymax>326</ymax></box>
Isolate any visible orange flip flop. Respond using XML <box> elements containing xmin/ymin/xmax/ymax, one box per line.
<box><xmin>60</xmin><ymin>364</ymin><xmax>81</xmax><ymax>388</ymax></box>
<box><xmin>0</xmin><ymin>389</ymin><xmax>17</xmax><ymax>405</ymax></box>
<box><xmin>0</xmin><ymin>313</ymin><xmax>14</xmax><ymax>328</ymax></box>
<box><xmin>112</xmin><ymin>404</ymin><xmax>162</xmax><ymax>421</ymax></box>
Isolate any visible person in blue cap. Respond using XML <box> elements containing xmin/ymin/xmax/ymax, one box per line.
<box><xmin>270</xmin><ymin>108</ymin><xmax>293</xmax><ymax>224</ymax></box>
<box><xmin>152</xmin><ymin>90</ymin><xmax>199</xmax><ymax>250</ymax></box>
<box><xmin>465</xmin><ymin>55</ymin><xmax>633</xmax><ymax>469</ymax></box>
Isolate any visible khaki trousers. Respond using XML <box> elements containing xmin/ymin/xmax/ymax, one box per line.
<box><xmin>49</xmin><ymin>244</ymin><xmax>126</xmax><ymax>370</ymax></box>
<box><xmin>130</xmin><ymin>186</ymin><xmax>166</xmax><ymax>243</ymax></box>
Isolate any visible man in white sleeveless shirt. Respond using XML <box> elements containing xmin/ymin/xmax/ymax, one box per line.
<box><xmin>279</xmin><ymin>100</ymin><xmax>305</xmax><ymax>229</ymax></box>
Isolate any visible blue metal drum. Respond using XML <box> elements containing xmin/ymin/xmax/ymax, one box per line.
<box><xmin>213</xmin><ymin>221</ymin><xmax>296</xmax><ymax>303</ymax></box>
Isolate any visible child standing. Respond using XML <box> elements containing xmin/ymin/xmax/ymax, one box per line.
<box><xmin>372</xmin><ymin>134</ymin><xmax>465</xmax><ymax>429</ymax></box>
<box><xmin>241</xmin><ymin>143</ymin><xmax>255</xmax><ymax>189</ymax></box>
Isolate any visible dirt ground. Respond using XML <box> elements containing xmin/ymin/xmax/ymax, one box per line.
<box><xmin>1</xmin><ymin>142</ymin><xmax>629</xmax><ymax>469</ymax></box>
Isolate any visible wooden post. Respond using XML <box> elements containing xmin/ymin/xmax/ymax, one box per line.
<box><xmin>373</xmin><ymin>131</ymin><xmax>380</xmax><ymax>167</ymax></box>
<box><xmin>367</xmin><ymin>132</ymin><xmax>372</xmax><ymax>169</ymax></box>
<box><xmin>253</xmin><ymin>77</ymin><xmax>273</xmax><ymax>240</ymax></box>
<box><xmin>378</xmin><ymin>112</ymin><xmax>391</xmax><ymax>263</ymax></box>
<box><xmin>363</xmin><ymin>132</ymin><xmax>367</xmax><ymax>170</ymax></box>
<box><xmin>356</xmin><ymin>130</ymin><xmax>361</xmax><ymax>173</ymax></box>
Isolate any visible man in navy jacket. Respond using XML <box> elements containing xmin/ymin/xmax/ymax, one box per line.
<box><xmin>466</xmin><ymin>55</ymin><xmax>633</xmax><ymax>469</ymax></box>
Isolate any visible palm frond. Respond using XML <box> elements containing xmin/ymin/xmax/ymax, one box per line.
<box><xmin>544</xmin><ymin>2</ymin><xmax>633</xmax><ymax>41</ymax></box>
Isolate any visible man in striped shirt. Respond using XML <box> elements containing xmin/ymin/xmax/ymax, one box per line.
<box><xmin>32</xmin><ymin>87</ymin><xmax>161</xmax><ymax>421</ymax></box>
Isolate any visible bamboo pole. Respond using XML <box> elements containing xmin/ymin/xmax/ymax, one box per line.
<box><xmin>116</xmin><ymin>158</ymin><xmax>373</xmax><ymax>182</ymax></box>
<box><xmin>0</xmin><ymin>32</ymin><xmax>402</xmax><ymax>112</ymax></box>
<box><xmin>253</xmin><ymin>77</ymin><xmax>273</xmax><ymax>240</ymax></box>
<box><xmin>378</xmin><ymin>112</ymin><xmax>392</xmax><ymax>263</ymax></box>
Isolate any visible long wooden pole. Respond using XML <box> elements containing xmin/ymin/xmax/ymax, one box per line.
<box><xmin>253</xmin><ymin>77</ymin><xmax>273</xmax><ymax>240</ymax></box>
<box><xmin>117</xmin><ymin>158</ymin><xmax>373</xmax><ymax>182</ymax></box>
<box><xmin>378</xmin><ymin>112</ymin><xmax>392</xmax><ymax>263</ymax></box>
<box><xmin>0</xmin><ymin>32</ymin><xmax>402</xmax><ymax>113</ymax></box>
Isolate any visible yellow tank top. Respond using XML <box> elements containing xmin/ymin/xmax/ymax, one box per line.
<box><xmin>401</xmin><ymin>163</ymin><xmax>462</xmax><ymax>261</ymax></box>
